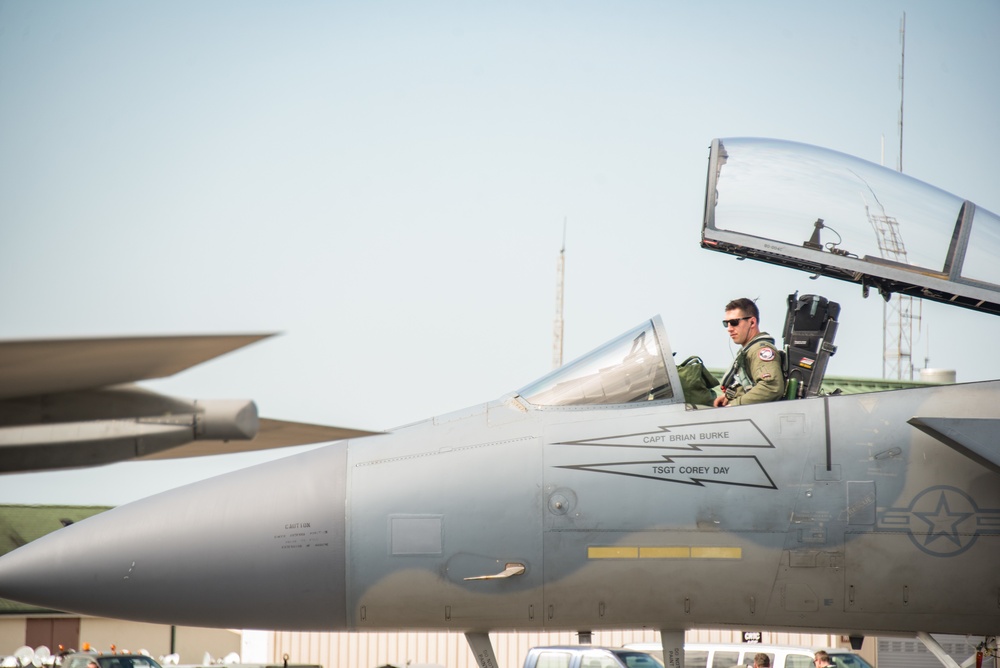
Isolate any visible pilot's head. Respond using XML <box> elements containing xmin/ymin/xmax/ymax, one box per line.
<box><xmin>723</xmin><ymin>297</ymin><xmax>761</xmax><ymax>346</ymax></box>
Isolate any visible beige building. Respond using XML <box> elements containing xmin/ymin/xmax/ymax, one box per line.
<box><xmin>2</xmin><ymin>621</ymin><xmax>839</xmax><ymax>668</ymax></box>
<box><xmin>271</xmin><ymin>629</ymin><xmax>843</xmax><ymax>668</ymax></box>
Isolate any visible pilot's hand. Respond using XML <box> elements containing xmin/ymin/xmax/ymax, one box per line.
<box><xmin>713</xmin><ymin>394</ymin><xmax>729</xmax><ymax>407</ymax></box>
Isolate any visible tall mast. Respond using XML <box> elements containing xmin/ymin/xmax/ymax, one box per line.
<box><xmin>898</xmin><ymin>12</ymin><xmax>906</xmax><ymax>172</ymax></box>
<box><xmin>552</xmin><ymin>220</ymin><xmax>567</xmax><ymax>369</ymax></box>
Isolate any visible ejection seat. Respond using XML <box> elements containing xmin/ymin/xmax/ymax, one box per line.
<box><xmin>781</xmin><ymin>292</ymin><xmax>840</xmax><ymax>398</ymax></box>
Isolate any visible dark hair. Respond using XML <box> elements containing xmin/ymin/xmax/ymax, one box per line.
<box><xmin>726</xmin><ymin>297</ymin><xmax>760</xmax><ymax>322</ymax></box>
<box><xmin>754</xmin><ymin>654</ymin><xmax>771</xmax><ymax>668</ymax></box>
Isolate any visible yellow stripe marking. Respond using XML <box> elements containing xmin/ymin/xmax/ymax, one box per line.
<box><xmin>639</xmin><ymin>546</ymin><xmax>690</xmax><ymax>559</ymax></box>
<box><xmin>691</xmin><ymin>546</ymin><xmax>742</xmax><ymax>559</ymax></box>
<box><xmin>588</xmin><ymin>546</ymin><xmax>639</xmax><ymax>559</ymax></box>
<box><xmin>588</xmin><ymin>546</ymin><xmax>742</xmax><ymax>559</ymax></box>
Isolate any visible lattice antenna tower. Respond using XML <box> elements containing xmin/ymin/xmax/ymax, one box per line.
<box><xmin>864</xmin><ymin>193</ymin><xmax>919</xmax><ymax>380</ymax></box>
<box><xmin>552</xmin><ymin>220</ymin><xmax>567</xmax><ymax>369</ymax></box>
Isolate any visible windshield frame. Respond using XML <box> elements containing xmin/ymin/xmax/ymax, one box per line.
<box><xmin>515</xmin><ymin>316</ymin><xmax>683</xmax><ymax>410</ymax></box>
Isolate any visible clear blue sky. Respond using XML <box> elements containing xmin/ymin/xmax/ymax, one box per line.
<box><xmin>1</xmin><ymin>0</ymin><xmax>998</xmax><ymax>505</ymax></box>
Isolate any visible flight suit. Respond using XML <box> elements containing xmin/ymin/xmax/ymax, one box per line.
<box><xmin>725</xmin><ymin>332</ymin><xmax>785</xmax><ymax>405</ymax></box>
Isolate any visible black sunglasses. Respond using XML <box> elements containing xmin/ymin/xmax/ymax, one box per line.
<box><xmin>722</xmin><ymin>316</ymin><xmax>752</xmax><ymax>328</ymax></box>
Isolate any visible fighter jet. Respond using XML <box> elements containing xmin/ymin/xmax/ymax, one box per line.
<box><xmin>0</xmin><ymin>139</ymin><xmax>997</xmax><ymax>668</ymax></box>
<box><xmin>0</xmin><ymin>333</ymin><xmax>375</xmax><ymax>472</ymax></box>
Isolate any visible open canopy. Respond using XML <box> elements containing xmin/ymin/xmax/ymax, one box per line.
<box><xmin>701</xmin><ymin>138</ymin><xmax>1000</xmax><ymax>315</ymax></box>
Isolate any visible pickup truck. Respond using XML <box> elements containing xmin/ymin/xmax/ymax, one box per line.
<box><xmin>522</xmin><ymin>646</ymin><xmax>663</xmax><ymax>668</ymax></box>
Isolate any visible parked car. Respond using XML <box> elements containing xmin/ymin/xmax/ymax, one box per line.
<box><xmin>524</xmin><ymin>645</ymin><xmax>664</xmax><ymax>668</ymax></box>
<box><xmin>621</xmin><ymin>643</ymin><xmax>873</xmax><ymax>668</ymax></box>
<box><xmin>61</xmin><ymin>654</ymin><xmax>164</xmax><ymax>668</ymax></box>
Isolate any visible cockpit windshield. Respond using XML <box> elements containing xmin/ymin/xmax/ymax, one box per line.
<box><xmin>517</xmin><ymin>317</ymin><xmax>679</xmax><ymax>407</ymax></box>
<box><xmin>702</xmin><ymin>138</ymin><xmax>1000</xmax><ymax>315</ymax></box>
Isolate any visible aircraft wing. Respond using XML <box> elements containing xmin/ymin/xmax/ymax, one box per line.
<box><xmin>0</xmin><ymin>334</ymin><xmax>379</xmax><ymax>474</ymax></box>
<box><xmin>0</xmin><ymin>333</ymin><xmax>274</xmax><ymax>399</ymax></box>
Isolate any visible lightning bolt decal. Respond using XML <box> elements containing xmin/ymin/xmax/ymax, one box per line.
<box><xmin>556</xmin><ymin>419</ymin><xmax>773</xmax><ymax>450</ymax></box>
<box><xmin>551</xmin><ymin>419</ymin><xmax>779</xmax><ymax>489</ymax></box>
<box><xmin>558</xmin><ymin>454</ymin><xmax>776</xmax><ymax>489</ymax></box>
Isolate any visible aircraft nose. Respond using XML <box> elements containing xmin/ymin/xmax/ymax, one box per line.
<box><xmin>0</xmin><ymin>442</ymin><xmax>349</xmax><ymax>630</ymax></box>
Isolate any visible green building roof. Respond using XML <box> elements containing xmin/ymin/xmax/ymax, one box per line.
<box><xmin>708</xmin><ymin>370</ymin><xmax>943</xmax><ymax>396</ymax></box>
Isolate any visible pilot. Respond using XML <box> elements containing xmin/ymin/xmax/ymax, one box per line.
<box><xmin>713</xmin><ymin>297</ymin><xmax>785</xmax><ymax>406</ymax></box>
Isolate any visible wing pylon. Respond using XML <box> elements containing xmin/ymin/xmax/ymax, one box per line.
<box><xmin>0</xmin><ymin>334</ymin><xmax>378</xmax><ymax>473</ymax></box>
